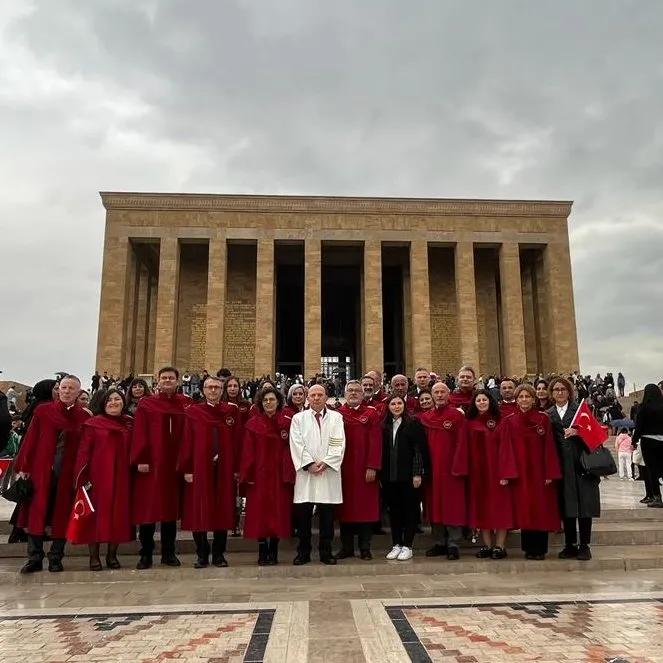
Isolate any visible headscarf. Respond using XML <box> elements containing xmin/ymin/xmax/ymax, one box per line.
<box><xmin>21</xmin><ymin>379</ymin><xmax>57</xmax><ymax>428</ymax></box>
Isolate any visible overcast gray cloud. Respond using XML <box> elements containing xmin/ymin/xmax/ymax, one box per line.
<box><xmin>1</xmin><ymin>0</ymin><xmax>662</xmax><ymax>389</ymax></box>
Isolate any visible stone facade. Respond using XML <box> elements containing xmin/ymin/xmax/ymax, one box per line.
<box><xmin>96</xmin><ymin>193</ymin><xmax>580</xmax><ymax>380</ymax></box>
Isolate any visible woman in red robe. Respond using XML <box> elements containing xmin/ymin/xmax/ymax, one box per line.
<box><xmin>178</xmin><ymin>378</ymin><xmax>240</xmax><ymax>568</ymax></box>
<box><xmin>283</xmin><ymin>384</ymin><xmax>306</xmax><ymax>419</ymax></box>
<box><xmin>223</xmin><ymin>376</ymin><xmax>251</xmax><ymax>424</ymax></box>
<box><xmin>239</xmin><ymin>386</ymin><xmax>295</xmax><ymax>565</ymax></box>
<box><xmin>416</xmin><ymin>389</ymin><xmax>434</xmax><ymax>418</ymax></box>
<box><xmin>73</xmin><ymin>388</ymin><xmax>133</xmax><ymax>570</ymax></box>
<box><xmin>499</xmin><ymin>384</ymin><xmax>562</xmax><ymax>560</ymax></box>
<box><xmin>453</xmin><ymin>390</ymin><xmax>513</xmax><ymax>559</ymax></box>
<box><xmin>535</xmin><ymin>379</ymin><xmax>553</xmax><ymax>412</ymax></box>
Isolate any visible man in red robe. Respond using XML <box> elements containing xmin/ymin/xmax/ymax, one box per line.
<box><xmin>131</xmin><ymin>366</ymin><xmax>190</xmax><ymax>569</ymax></box>
<box><xmin>361</xmin><ymin>374</ymin><xmax>386</xmax><ymax>418</ymax></box>
<box><xmin>449</xmin><ymin>366</ymin><xmax>476</xmax><ymax>413</ymax></box>
<box><xmin>366</xmin><ymin>371</ymin><xmax>389</xmax><ymax>407</ymax></box>
<box><xmin>391</xmin><ymin>374</ymin><xmax>419</xmax><ymax>414</ymax></box>
<box><xmin>335</xmin><ymin>380</ymin><xmax>382</xmax><ymax>560</ymax></box>
<box><xmin>420</xmin><ymin>381</ymin><xmax>467</xmax><ymax>560</ymax></box>
<box><xmin>13</xmin><ymin>375</ymin><xmax>90</xmax><ymax>573</ymax></box>
<box><xmin>178</xmin><ymin>376</ymin><xmax>240</xmax><ymax>568</ymax></box>
<box><xmin>499</xmin><ymin>378</ymin><xmax>519</xmax><ymax>416</ymax></box>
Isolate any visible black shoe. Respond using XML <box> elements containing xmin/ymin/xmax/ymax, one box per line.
<box><xmin>558</xmin><ymin>545</ymin><xmax>579</xmax><ymax>559</ymax></box>
<box><xmin>577</xmin><ymin>545</ymin><xmax>592</xmax><ymax>561</ymax></box>
<box><xmin>640</xmin><ymin>496</ymin><xmax>654</xmax><ymax>504</ymax></box>
<box><xmin>48</xmin><ymin>560</ymin><xmax>64</xmax><ymax>573</ymax></box>
<box><xmin>267</xmin><ymin>540</ymin><xmax>279</xmax><ymax>565</ymax></box>
<box><xmin>334</xmin><ymin>549</ymin><xmax>354</xmax><ymax>560</ymax></box>
<box><xmin>193</xmin><ymin>557</ymin><xmax>209</xmax><ymax>569</ymax></box>
<box><xmin>20</xmin><ymin>560</ymin><xmax>43</xmax><ymax>574</ymax></box>
<box><xmin>425</xmin><ymin>544</ymin><xmax>447</xmax><ymax>557</ymax></box>
<box><xmin>136</xmin><ymin>556</ymin><xmax>153</xmax><ymax>570</ymax></box>
<box><xmin>320</xmin><ymin>555</ymin><xmax>337</xmax><ymax>565</ymax></box>
<box><xmin>647</xmin><ymin>498</ymin><xmax>663</xmax><ymax>508</ymax></box>
<box><xmin>491</xmin><ymin>546</ymin><xmax>507</xmax><ymax>560</ymax></box>
<box><xmin>532</xmin><ymin>554</ymin><xmax>546</xmax><ymax>561</ymax></box>
<box><xmin>360</xmin><ymin>550</ymin><xmax>372</xmax><ymax>561</ymax></box>
<box><xmin>447</xmin><ymin>548</ymin><xmax>460</xmax><ymax>561</ymax></box>
<box><xmin>105</xmin><ymin>556</ymin><xmax>121</xmax><ymax>570</ymax></box>
<box><xmin>89</xmin><ymin>557</ymin><xmax>102</xmax><ymax>572</ymax></box>
<box><xmin>293</xmin><ymin>554</ymin><xmax>311</xmax><ymax>566</ymax></box>
<box><xmin>161</xmin><ymin>555</ymin><xmax>181</xmax><ymax>567</ymax></box>
<box><xmin>475</xmin><ymin>546</ymin><xmax>492</xmax><ymax>559</ymax></box>
<box><xmin>212</xmin><ymin>555</ymin><xmax>228</xmax><ymax>568</ymax></box>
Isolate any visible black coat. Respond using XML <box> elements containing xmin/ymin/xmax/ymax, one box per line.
<box><xmin>381</xmin><ymin>416</ymin><xmax>428</xmax><ymax>484</ymax></box>
<box><xmin>547</xmin><ymin>403</ymin><xmax>601</xmax><ymax>518</ymax></box>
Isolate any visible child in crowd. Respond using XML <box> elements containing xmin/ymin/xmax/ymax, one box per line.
<box><xmin>615</xmin><ymin>427</ymin><xmax>634</xmax><ymax>480</ymax></box>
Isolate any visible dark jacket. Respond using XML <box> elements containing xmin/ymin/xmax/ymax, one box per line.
<box><xmin>0</xmin><ymin>392</ymin><xmax>11</xmax><ymax>454</ymax></box>
<box><xmin>381</xmin><ymin>415</ymin><xmax>427</xmax><ymax>483</ymax></box>
<box><xmin>547</xmin><ymin>402</ymin><xmax>601</xmax><ymax>519</ymax></box>
<box><xmin>633</xmin><ymin>405</ymin><xmax>663</xmax><ymax>444</ymax></box>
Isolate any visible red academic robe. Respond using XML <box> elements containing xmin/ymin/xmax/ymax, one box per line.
<box><xmin>449</xmin><ymin>389</ymin><xmax>474</xmax><ymax>413</ymax></box>
<box><xmin>420</xmin><ymin>404</ymin><xmax>467</xmax><ymax>526</ymax></box>
<box><xmin>337</xmin><ymin>404</ymin><xmax>382</xmax><ymax>523</ymax></box>
<box><xmin>239</xmin><ymin>411</ymin><xmax>295</xmax><ymax>538</ymax></box>
<box><xmin>130</xmin><ymin>392</ymin><xmax>190</xmax><ymax>524</ymax></box>
<box><xmin>453</xmin><ymin>413</ymin><xmax>515</xmax><ymax>530</ymax></box>
<box><xmin>13</xmin><ymin>401</ymin><xmax>90</xmax><ymax>537</ymax></box>
<box><xmin>72</xmin><ymin>414</ymin><xmax>134</xmax><ymax>544</ymax></box>
<box><xmin>499</xmin><ymin>409</ymin><xmax>562</xmax><ymax>531</ymax></box>
<box><xmin>177</xmin><ymin>401</ymin><xmax>240</xmax><ymax>532</ymax></box>
<box><xmin>225</xmin><ymin>397</ymin><xmax>251</xmax><ymax>498</ymax></box>
<box><xmin>500</xmin><ymin>401</ymin><xmax>518</xmax><ymax>417</ymax></box>
<box><xmin>404</xmin><ymin>395</ymin><xmax>419</xmax><ymax>415</ymax></box>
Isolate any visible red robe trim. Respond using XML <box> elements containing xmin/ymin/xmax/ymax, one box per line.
<box><xmin>337</xmin><ymin>404</ymin><xmax>382</xmax><ymax>523</ymax></box>
<box><xmin>449</xmin><ymin>389</ymin><xmax>474</xmax><ymax>413</ymax></box>
<box><xmin>13</xmin><ymin>401</ymin><xmax>90</xmax><ymax>537</ymax></box>
<box><xmin>130</xmin><ymin>392</ymin><xmax>191</xmax><ymax>524</ymax></box>
<box><xmin>177</xmin><ymin>401</ymin><xmax>239</xmax><ymax>532</ymax></box>
<box><xmin>499</xmin><ymin>409</ymin><xmax>562</xmax><ymax>531</ymax></box>
<box><xmin>72</xmin><ymin>414</ymin><xmax>134</xmax><ymax>544</ymax></box>
<box><xmin>453</xmin><ymin>412</ymin><xmax>514</xmax><ymax>530</ymax></box>
<box><xmin>239</xmin><ymin>412</ymin><xmax>294</xmax><ymax>538</ymax></box>
<box><xmin>500</xmin><ymin>401</ymin><xmax>518</xmax><ymax>417</ymax></box>
<box><xmin>420</xmin><ymin>404</ymin><xmax>467</xmax><ymax>526</ymax></box>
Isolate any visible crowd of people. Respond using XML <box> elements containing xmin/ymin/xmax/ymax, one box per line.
<box><xmin>2</xmin><ymin>364</ymin><xmax>662</xmax><ymax>576</ymax></box>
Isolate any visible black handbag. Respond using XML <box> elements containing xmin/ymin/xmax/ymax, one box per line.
<box><xmin>0</xmin><ymin>461</ymin><xmax>34</xmax><ymax>503</ymax></box>
<box><xmin>580</xmin><ymin>445</ymin><xmax>617</xmax><ymax>477</ymax></box>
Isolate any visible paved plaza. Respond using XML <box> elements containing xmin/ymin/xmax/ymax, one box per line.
<box><xmin>1</xmin><ymin>480</ymin><xmax>662</xmax><ymax>662</ymax></box>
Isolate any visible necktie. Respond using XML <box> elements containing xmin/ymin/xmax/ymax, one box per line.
<box><xmin>315</xmin><ymin>412</ymin><xmax>322</xmax><ymax>429</ymax></box>
<box><xmin>53</xmin><ymin>431</ymin><xmax>67</xmax><ymax>476</ymax></box>
<box><xmin>212</xmin><ymin>426</ymin><xmax>220</xmax><ymax>461</ymax></box>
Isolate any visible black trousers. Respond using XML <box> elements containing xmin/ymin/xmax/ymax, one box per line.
<box><xmin>27</xmin><ymin>535</ymin><xmax>66</xmax><ymax>564</ymax></box>
<box><xmin>641</xmin><ymin>464</ymin><xmax>662</xmax><ymax>499</ymax></box>
<box><xmin>339</xmin><ymin>522</ymin><xmax>372</xmax><ymax>552</ymax></box>
<box><xmin>641</xmin><ymin>438</ymin><xmax>663</xmax><ymax>486</ymax></box>
<box><xmin>383</xmin><ymin>481</ymin><xmax>418</xmax><ymax>548</ymax></box>
<box><xmin>521</xmin><ymin>530</ymin><xmax>549</xmax><ymax>556</ymax></box>
<box><xmin>563</xmin><ymin>517</ymin><xmax>592</xmax><ymax>547</ymax></box>
<box><xmin>138</xmin><ymin>521</ymin><xmax>177</xmax><ymax>558</ymax></box>
<box><xmin>192</xmin><ymin>530</ymin><xmax>228</xmax><ymax>559</ymax></box>
<box><xmin>295</xmin><ymin>503</ymin><xmax>334</xmax><ymax>558</ymax></box>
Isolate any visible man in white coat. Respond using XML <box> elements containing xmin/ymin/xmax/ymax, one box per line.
<box><xmin>289</xmin><ymin>384</ymin><xmax>346</xmax><ymax>565</ymax></box>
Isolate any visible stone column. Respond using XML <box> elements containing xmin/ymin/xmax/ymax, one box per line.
<box><xmin>153</xmin><ymin>237</ymin><xmax>180</xmax><ymax>370</ymax></box>
<box><xmin>455</xmin><ymin>242</ymin><xmax>480</xmax><ymax>370</ymax></box>
<box><xmin>363</xmin><ymin>239</ymin><xmax>384</xmax><ymax>374</ymax></box>
<box><xmin>122</xmin><ymin>249</ymin><xmax>139</xmax><ymax>376</ymax></box>
<box><xmin>205</xmin><ymin>237</ymin><xmax>227</xmax><ymax>373</ymax></box>
<box><xmin>542</xmin><ymin>239</ymin><xmax>580</xmax><ymax>374</ymax></box>
<box><xmin>254</xmin><ymin>238</ymin><xmax>275</xmax><ymax>377</ymax></box>
<box><xmin>95</xmin><ymin>235</ymin><xmax>132</xmax><ymax>377</ymax></box>
<box><xmin>499</xmin><ymin>241</ymin><xmax>527</xmax><ymax>377</ymax></box>
<box><xmin>409</xmin><ymin>240</ymin><xmax>432</xmax><ymax>371</ymax></box>
<box><xmin>304</xmin><ymin>239</ymin><xmax>322</xmax><ymax>378</ymax></box>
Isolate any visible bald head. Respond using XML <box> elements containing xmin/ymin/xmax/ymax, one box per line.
<box><xmin>431</xmin><ymin>381</ymin><xmax>450</xmax><ymax>407</ymax></box>
<box><xmin>308</xmin><ymin>384</ymin><xmax>327</xmax><ymax>412</ymax></box>
<box><xmin>391</xmin><ymin>374</ymin><xmax>408</xmax><ymax>398</ymax></box>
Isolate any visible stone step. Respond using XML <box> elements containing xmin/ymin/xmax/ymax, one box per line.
<box><xmin>3</xmin><ymin>545</ymin><xmax>663</xmax><ymax>584</ymax></box>
<box><xmin>2</xmin><ymin>520</ymin><xmax>663</xmax><ymax>558</ymax></box>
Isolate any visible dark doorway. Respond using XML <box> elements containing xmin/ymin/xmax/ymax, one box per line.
<box><xmin>321</xmin><ymin>244</ymin><xmax>362</xmax><ymax>379</ymax></box>
<box><xmin>275</xmin><ymin>243</ymin><xmax>304</xmax><ymax>376</ymax></box>
<box><xmin>382</xmin><ymin>246</ymin><xmax>407</xmax><ymax>377</ymax></box>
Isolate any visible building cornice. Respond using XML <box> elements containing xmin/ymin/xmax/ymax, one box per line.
<box><xmin>100</xmin><ymin>192</ymin><xmax>573</xmax><ymax>218</ymax></box>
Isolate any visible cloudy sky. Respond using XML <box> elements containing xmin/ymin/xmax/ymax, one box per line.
<box><xmin>1</xmin><ymin>1</ymin><xmax>661</xmax><ymax>390</ymax></box>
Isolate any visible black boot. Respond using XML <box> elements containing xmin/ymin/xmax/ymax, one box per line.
<box><xmin>267</xmin><ymin>538</ymin><xmax>279</xmax><ymax>565</ymax></box>
<box><xmin>89</xmin><ymin>543</ymin><xmax>102</xmax><ymax>572</ymax></box>
<box><xmin>257</xmin><ymin>540</ymin><xmax>269</xmax><ymax>566</ymax></box>
<box><xmin>106</xmin><ymin>543</ymin><xmax>121</xmax><ymax>569</ymax></box>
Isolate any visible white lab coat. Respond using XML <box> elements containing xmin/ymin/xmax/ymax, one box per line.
<box><xmin>290</xmin><ymin>408</ymin><xmax>346</xmax><ymax>504</ymax></box>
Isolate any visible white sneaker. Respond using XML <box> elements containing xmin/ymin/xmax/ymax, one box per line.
<box><xmin>386</xmin><ymin>545</ymin><xmax>402</xmax><ymax>560</ymax></box>
<box><xmin>397</xmin><ymin>546</ymin><xmax>413</xmax><ymax>561</ymax></box>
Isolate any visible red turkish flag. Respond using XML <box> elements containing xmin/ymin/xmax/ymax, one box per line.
<box><xmin>570</xmin><ymin>400</ymin><xmax>608</xmax><ymax>451</ymax></box>
<box><xmin>66</xmin><ymin>485</ymin><xmax>95</xmax><ymax>544</ymax></box>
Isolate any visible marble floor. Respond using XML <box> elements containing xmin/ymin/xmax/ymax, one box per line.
<box><xmin>1</xmin><ymin>480</ymin><xmax>662</xmax><ymax>661</ymax></box>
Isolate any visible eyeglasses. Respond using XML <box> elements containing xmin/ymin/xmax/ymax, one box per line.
<box><xmin>552</xmin><ymin>387</ymin><xmax>568</xmax><ymax>393</ymax></box>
